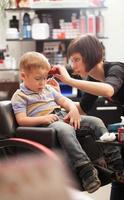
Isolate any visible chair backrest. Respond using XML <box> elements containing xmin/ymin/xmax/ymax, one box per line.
<box><xmin>0</xmin><ymin>100</ymin><xmax>17</xmax><ymax>138</ymax></box>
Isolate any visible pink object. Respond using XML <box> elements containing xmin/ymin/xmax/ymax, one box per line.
<box><xmin>118</xmin><ymin>127</ymin><xmax>124</xmax><ymax>143</ymax></box>
<box><xmin>49</xmin><ymin>66</ymin><xmax>60</xmax><ymax>75</ymax></box>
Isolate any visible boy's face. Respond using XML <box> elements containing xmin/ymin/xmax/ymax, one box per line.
<box><xmin>21</xmin><ymin>68</ymin><xmax>49</xmax><ymax>92</ymax></box>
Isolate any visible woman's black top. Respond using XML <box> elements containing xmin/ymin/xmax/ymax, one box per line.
<box><xmin>80</xmin><ymin>61</ymin><xmax>124</xmax><ymax>113</ymax></box>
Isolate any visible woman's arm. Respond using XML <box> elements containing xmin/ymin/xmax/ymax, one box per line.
<box><xmin>57</xmin><ymin>75</ymin><xmax>114</xmax><ymax>98</ymax></box>
<box><xmin>55</xmin><ymin>66</ymin><xmax>114</xmax><ymax>98</ymax></box>
<box><xmin>74</xmin><ymin>102</ymin><xmax>86</xmax><ymax>115</ymax></box>
<box><xmin>66</xmin><ymin>78</ymin><xmax>114</xmax><ymax>98</ymax></box>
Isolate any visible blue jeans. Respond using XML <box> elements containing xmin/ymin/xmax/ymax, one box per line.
<box><xmin>49</xmin><ymin>115</ymin><xmax>121</xmax><ymax>169</ymax></box>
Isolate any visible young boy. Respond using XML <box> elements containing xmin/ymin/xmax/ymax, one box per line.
<box><xmin>11</xmin><ymin>52</ymin><xmax>124</xmax><ymax>193</ymax></box>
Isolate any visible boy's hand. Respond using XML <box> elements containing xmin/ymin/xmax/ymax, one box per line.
<box><xmin>64</xmin><ymin>108</ymin><xmax>80</xmax><ymax>130</ymax></box>
<box><xmin>42</xmin><ymin>114</ymin><xmax>59</xmax><ymax>124</ymax></box>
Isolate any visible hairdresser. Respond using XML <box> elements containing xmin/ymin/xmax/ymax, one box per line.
<box><xmin>54</xmin><ymin>34</ymin><xmax>124</xmax><ymax>200</ymax></box>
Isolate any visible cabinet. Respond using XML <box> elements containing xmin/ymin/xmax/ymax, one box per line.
<box><xmin>0</xmin><ymin>69</ymin><xmax>19</xmax><ymax>100</ymax></box>
<box><xmin>0</xmin><ymin>81</ymin><xmax>19</xmax><ymax>100</ymax></box>
<box><xmin>6</xmin><ymin>6</ymin><xmax>107</xmax><ymax>42</ymax></box>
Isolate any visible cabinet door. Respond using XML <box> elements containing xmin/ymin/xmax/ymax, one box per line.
<box><xmin>0</xmin><ymin>82</ymin><xmax>19</xmax><ymax>100</ymax></box>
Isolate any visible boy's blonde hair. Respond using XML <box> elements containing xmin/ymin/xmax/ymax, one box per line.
<box><xmin>19</xmin><ymin>52</ymin><xmax>51</xmax><ymax>73</ymax></box>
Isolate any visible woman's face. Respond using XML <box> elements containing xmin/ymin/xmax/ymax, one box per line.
<box><xmin>70</xmin><ymin>53</ymin><xmax>88</xmax><ymax>77</ymax></box>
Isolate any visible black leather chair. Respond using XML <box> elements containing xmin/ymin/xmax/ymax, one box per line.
<box><xmin>0</xmin><ymin>100</ymin><xmax>114</xmax><ymax>188</ymax></box>
<box><xmin>0</xmin><ymin>100</ymin><xmax>57</xmax><ymax>158</ymax></box>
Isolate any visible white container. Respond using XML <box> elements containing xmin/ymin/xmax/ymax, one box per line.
<box><xmin>32</xmin><ymin>23</ymin><xmax>49</xmax><ymax>39</ymax></box>
<box><xmin>6</xmin><ymin>28</ymin><xmax>19</xmax><ymax>39</ymax></box>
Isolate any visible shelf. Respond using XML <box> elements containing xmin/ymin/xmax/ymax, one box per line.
<box><xmin>7</xmin><ymin>37</ymin><xmax>108</xmax><ymax>42</ymax></box>
<box><xmin>7</xmin><ymin>38</ymin><xmax>36</xmax><ymax>41</ymax></box>
<box><xmin>7</xmin><ymin>38</ymin><xmax>71</xmax><ymax>42</ymax></box>
<box><xmin>6</xmin><ymin>6</ymin><xmax>107</xmax><ymax>11</ymax></box>
<box><xmin>28</xmin><ymin>1</ymin><xmax>106</xmax><ymax>9</ymax></box>
<box><xmin>0</xmin><ymin>68</ymin><xmax>19</xmax><ymax>71</ymax></box>
<box><xmin>6</xmin><ymin>4</ymin><xmax>107</xmax><ymax>43</ymax></box>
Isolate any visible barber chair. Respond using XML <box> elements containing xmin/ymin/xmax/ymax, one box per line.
<box><xmin>0</xmin><ymin>100</ymin><xmax>57</xmax><ymax>158</ymax></box>
<box><xmin>0</xmin><ymin>100</ymin><xmax>114</xmax><ymax>189</ymax></box>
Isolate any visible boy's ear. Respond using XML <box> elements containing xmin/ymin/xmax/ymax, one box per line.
<box><xmin>20</xmin><ymin>71</ymin><xmax>25</xmax><ymax>80</ymax></box>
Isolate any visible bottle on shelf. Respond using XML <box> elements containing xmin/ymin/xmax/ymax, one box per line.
<box><xmin>96</xmin><ymin>11</ymin><xmax>104</xmax><ymax>38</ymax></box>
<box><xmin>22</xmin><ymin>13</ymin><xmax>31</xmax><ymax>39</ymax></box>
<box><xmin>71</xmin><ymin>13</ymin><xmax>78</xmax><ymax>29</ymax></box>
<box><xmin>9</xmin><ymin>15</ymin><xmax>19</xmax><ymax>31</ymax></box>
<box><xmin>10</xmin><ymin>0</ymin><xmax>17</xmax><ymax>9</ymax></box>
<box><xmin>86</xmin><ymin>10</ymin><xmax>96</xmax><ymax>35</ymax></box>
<box><xmin>41</xmin><ymin>14</ymin><xmax>53</xmax><ymax>38</ymax></box>
<box><xmin>47</xmin><ymin>14</ymin><xmax>54</xmax><ymax>39</ymax></box>
<box><xmin>79</xmin><ymin>10</ymin><xmax>87</xmax><ymax>34</ymax></box>
<box><xmin>4</xmin><ymin>45</ymin><xmax>17</xmax><ymax>69</ymax></box>
<box><xmin>71</xmin><ymin>13</ymin><xmax>80</xmax><ymax>38</ymax></box>
<box><xmin>31</xmin><ymin>14</ymin><xmax>40</xmax><ymax>24</ymax></box>
<box><xmin>0</xmin><ymin>50</ymin><xmax>5</xmax><ymax>69</ymax></box>
<box><xmin>4</xmin><ymin>45</ymin><xmax>11</xmax><ymax>69</ymax></box>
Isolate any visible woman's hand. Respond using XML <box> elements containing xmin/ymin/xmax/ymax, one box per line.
<box><xmin>54</xmin><ymin>66</ymin><xmax>71</xmax><ymax>84</ymax></box>
<box><xmin>47</xmin><ymin>78</ymin><xmax>61</xmax><ymax>93</ymax></box>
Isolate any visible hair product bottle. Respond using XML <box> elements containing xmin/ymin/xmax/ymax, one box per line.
<box><xmin>79</xmin><ymin>10</ymin><xmax>87</xmax><ymax>34</ymax></box>
<box><xmin>86</xmin><ymin>10</ymin><xmax>96</xmax><ymax>35</ymax></box>
<box><xmin>23</xmin><ymin>13</ymin><xmax>31</xmax><ymax>39</ymax></box>
<box><xmin>96</xmin><ymin>11</ymin><xmax>104</xmax><ymax>37</ymax></box>
<box><xmin>9</xmin><ymin>15</ymin><xmax>19</xmax><ymax>30</ymax></box>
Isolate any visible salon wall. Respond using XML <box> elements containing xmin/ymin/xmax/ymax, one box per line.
<box><xmin>7</xmin><ymin>40</ymin><xmax>35</xmax><ymax>67</ymax></box>
<box><xmin>104</xmin><ymin>0</ymin><xmax>124</xmax><ymax>62</ymax></box>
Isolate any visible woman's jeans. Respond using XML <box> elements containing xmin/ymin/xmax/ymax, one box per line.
<box><xmin>49</xmin><ymin>115</ymin><xmax>122</xmax><ymax>170</ymax></box>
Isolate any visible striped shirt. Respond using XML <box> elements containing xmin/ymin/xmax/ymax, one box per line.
<box><xmin>11</xmin><ymin>83</ymin><xmax>63</xmax><ymax>117</ymax></box>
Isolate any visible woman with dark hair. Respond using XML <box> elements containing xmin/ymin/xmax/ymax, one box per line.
<box><xmin>55</xmin><ymin>34</ymin><xmax>124</xmax><ymax>200</ymax></box>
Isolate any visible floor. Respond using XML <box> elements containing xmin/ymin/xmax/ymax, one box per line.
<box><xmin>69</xmin><ymin>184</ymin><xmax>111</xmax><ymax>200</ymax></box>
<box><xmin>83</xmin><ymin>184</ymin><xmax>111</xmax><ymax>200</ymax></box>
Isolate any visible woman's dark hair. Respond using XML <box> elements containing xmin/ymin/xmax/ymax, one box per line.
<box><xmin>67</xmin><ymin>34</ymin><xmax>103</xmax><ymax>72</ymax></box>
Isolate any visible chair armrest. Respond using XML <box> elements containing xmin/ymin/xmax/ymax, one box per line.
<box><xmin>15</xmin><ymin>127</ymin><xmax>57</xmax><ymax>149</ymax></box>
<box><xmin>0</xmin><ymin>138</ymin><xmax>57</xmax><ymax>159</ymax></box>
<box><xmin>96</xmin><ymin>140</ymin><xmax>124</xmax><ymax>146</ymax></box>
